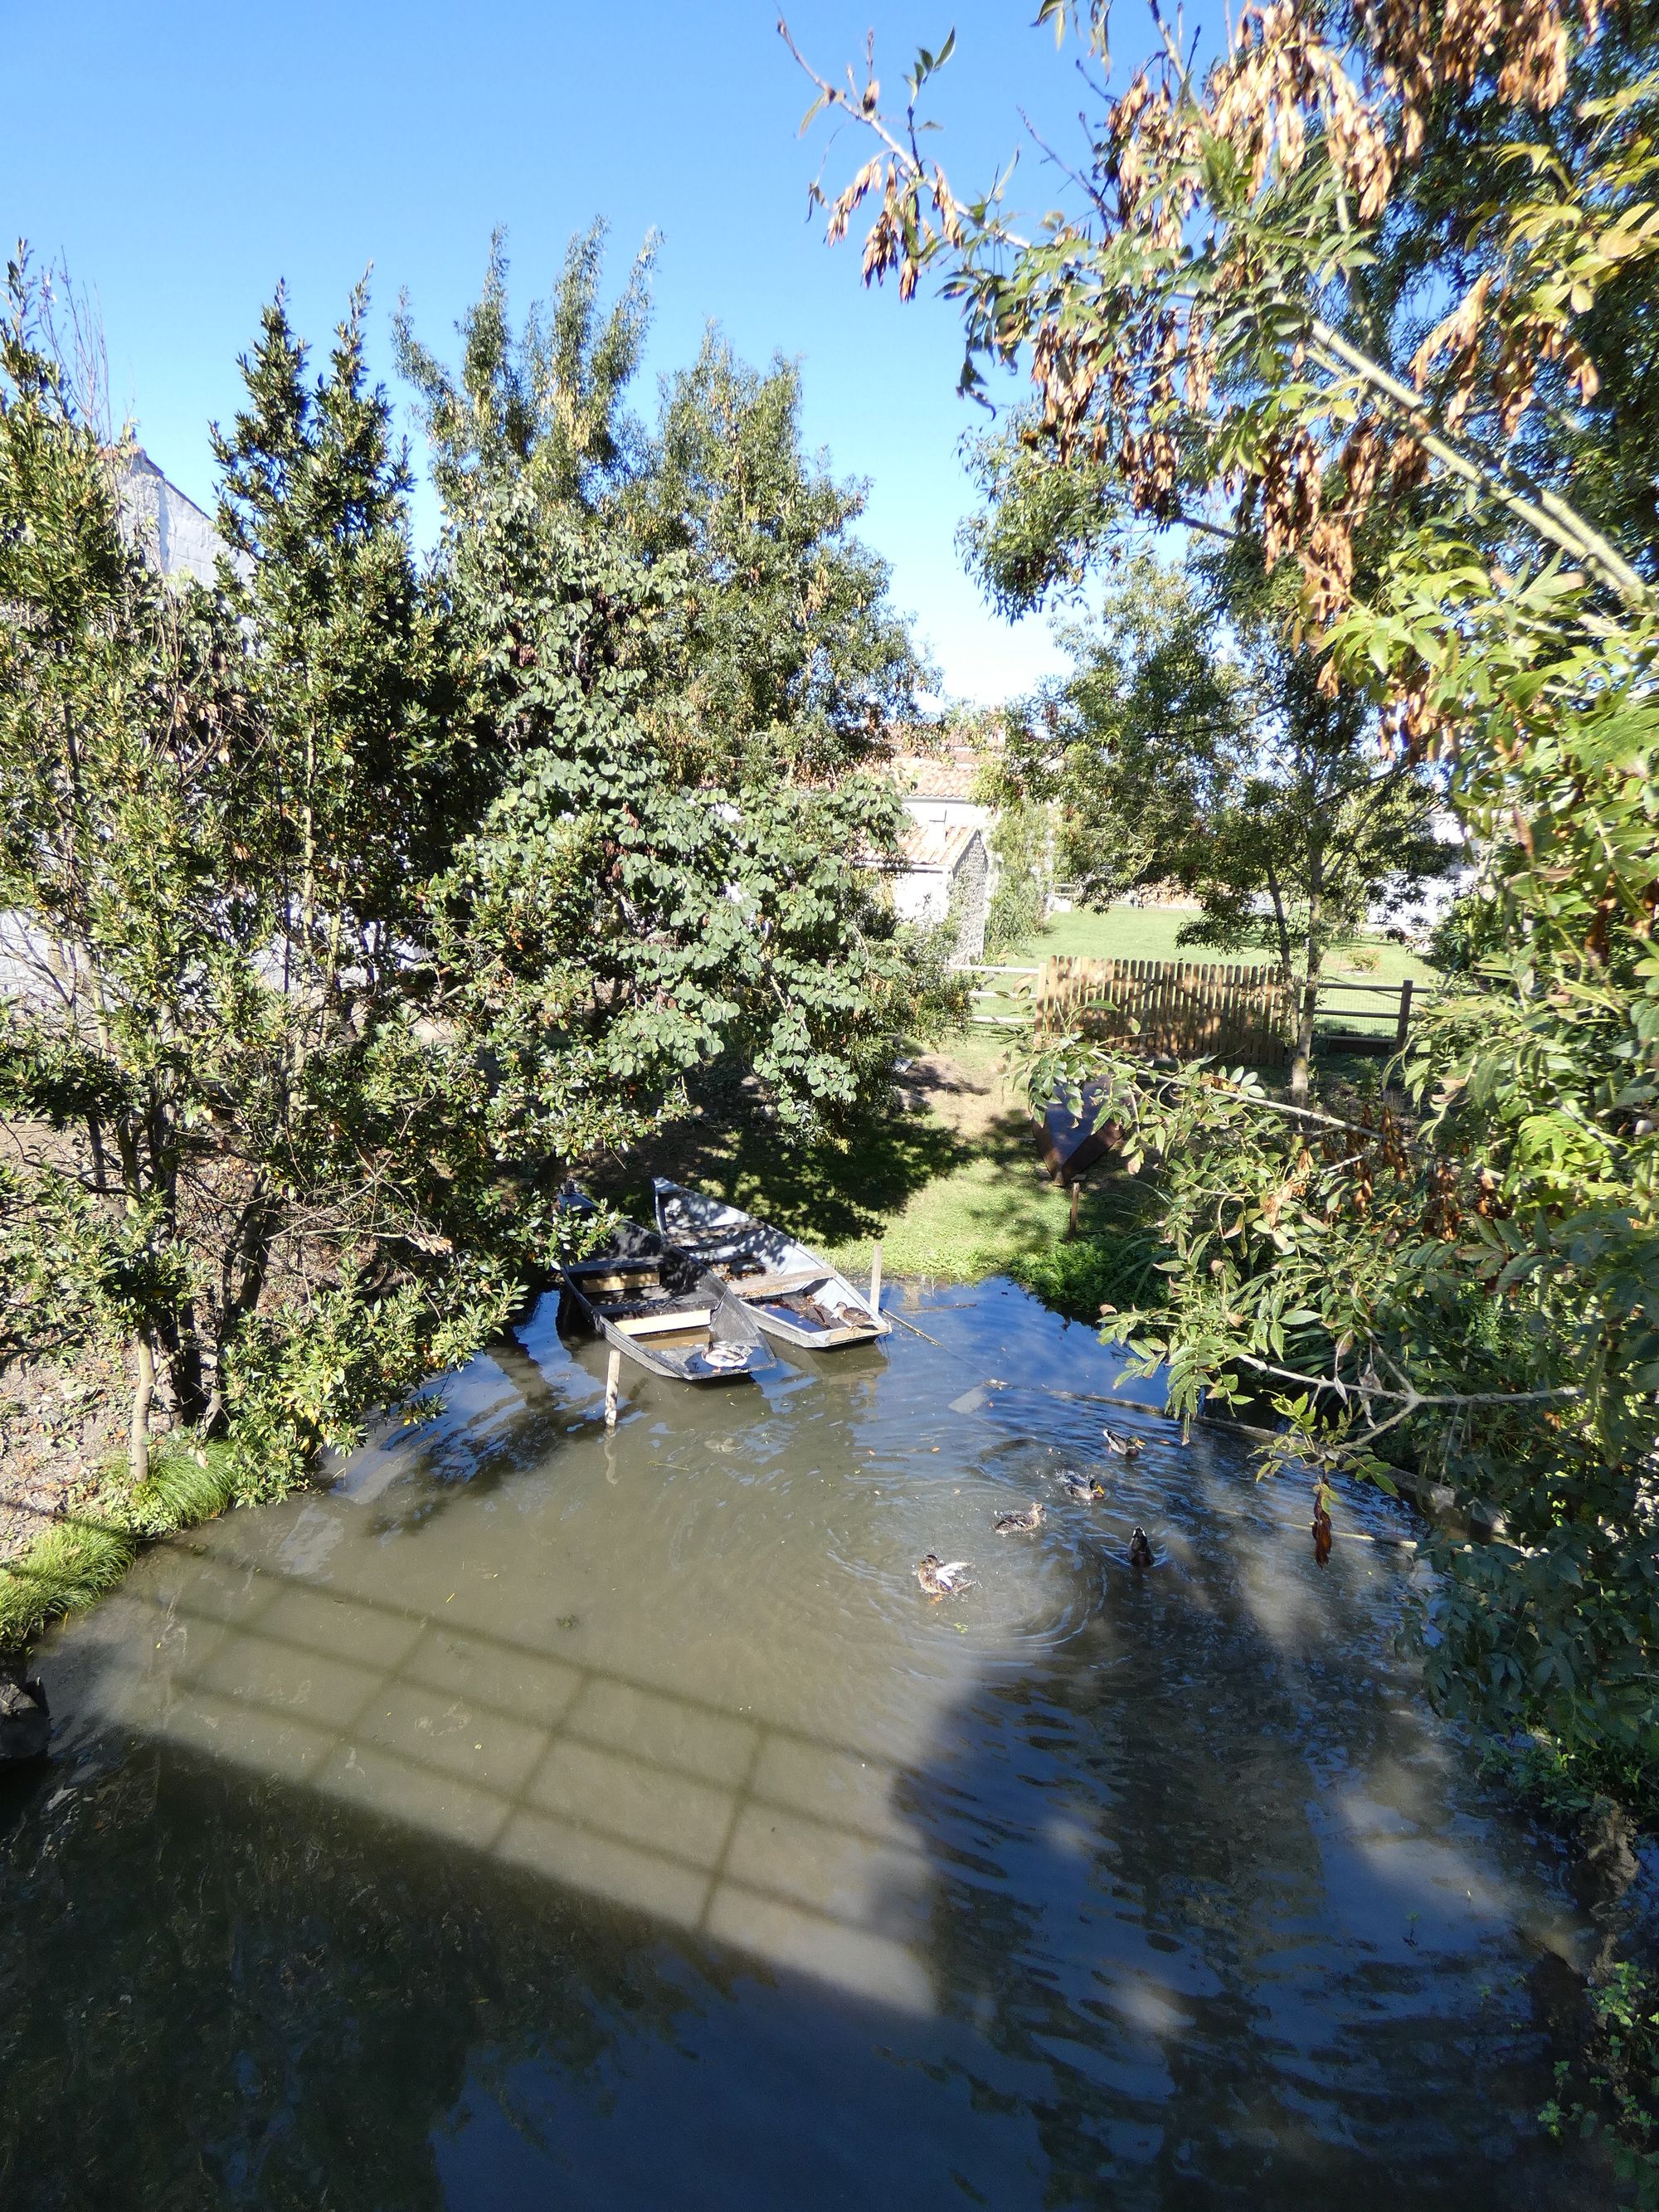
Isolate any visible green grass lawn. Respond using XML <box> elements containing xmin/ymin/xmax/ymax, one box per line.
<box><xmin>971</xmin><ymin>902</ymin><xmax>1439</xmax><ymax>1037</ymax></box>
<box><xmin>1000</xmin><ymin>902</ymin><xmax>1438</xmax><ymax>985</ymax></box>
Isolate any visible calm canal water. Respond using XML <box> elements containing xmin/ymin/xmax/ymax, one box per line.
<box><xmin>0</xmin><ymin>1281</ymin><xmax>1613</xmax><ymax>2208</ymax></box>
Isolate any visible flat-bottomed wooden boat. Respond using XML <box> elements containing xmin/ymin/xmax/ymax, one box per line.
<box><xmin>557</xmin><ymin>1213</ymin><xmax>775</xmax><ymax>1384</ymax></box>
<box><xmin>652</xmin><ymin>1178</ymin><xmax>891</xmax><ymax>1352</ymax></box>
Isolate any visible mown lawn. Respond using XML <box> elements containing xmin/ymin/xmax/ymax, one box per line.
<box><xmin>603</xmin><ymin>901</ymin><xmax>1441</xmax><ymax>1301</ymax></box>
<box><xmin>974</xmin><ymin>902</ymin><xmax>1441</xmax><ymax>1038</ymax></box>
<box><xmin>1001</xmin><ymin>902</ymin><xmax>1439</xmax><ymax>986</ymax></box>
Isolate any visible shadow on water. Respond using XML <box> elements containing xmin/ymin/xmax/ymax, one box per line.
<box><xmin>0</xmin><ymin>1281</ymin><xmax>1616</xmax><ymax>2211</ymax></box>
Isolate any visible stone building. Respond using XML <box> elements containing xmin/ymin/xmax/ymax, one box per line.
<box><xmin>884</xmin><ymin>741</ymin><xmax>1001</xmax><ymax>964</ymax></box>
<box><xmin>888</xmin><ymin>821</ymin><xmax>990</xmax><ymax>965</ymax></box>
<box><xmin>115</xmin><ymin>449</ymin><xmax>229</xmax><ymax>583</ymax></box>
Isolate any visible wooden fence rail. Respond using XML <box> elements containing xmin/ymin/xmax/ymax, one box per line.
<box><xmin>1037</xmin><ymin>956</ymin><xmax>1293</xmax><ymax>1067</ymax></box>
<box><xmin>1034</xmin><ymin>957</ymin><xmax>1416</xmax><ymax>1065</ymax></box>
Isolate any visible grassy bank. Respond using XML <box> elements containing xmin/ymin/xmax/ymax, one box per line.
<box><xmin>615</xmin><ymin>1026</ymin><xmax>1163</xmax><ymax>1322</ymax></box>
<box><xmin>0</xmin><ymin>1438</ymin><xmax>241</xmax><ymax>1650</ymax></box>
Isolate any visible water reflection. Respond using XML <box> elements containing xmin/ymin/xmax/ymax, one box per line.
<box><xmin>119</xmin><ymin>1546</ymin><xmax>935</xmax><ymax>2012</ymax></box>
<box><xmin>0</xmin><ymin>1281</ymin><xmax>1613</xmax><ymax>2209</ymax></box>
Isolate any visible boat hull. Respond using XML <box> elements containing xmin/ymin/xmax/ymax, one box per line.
<box><xmin>557</xmin><ymin>1214</ymin><xmax>775</xmax><ymax>1385</ymax></box>
<box><xmin>651</xmin><ymin>1179</ymin><xmax>890</xmax><ymax>1352</ymax></box>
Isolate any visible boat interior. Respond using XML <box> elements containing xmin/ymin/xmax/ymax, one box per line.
<box><xmin>562</xmin><ymin>1225</ymin><xmax>729</xmax><ymax>1352</ymax></box>
<box><xmin>559</xmin><ymin>1229</ymin><xmax>765</xmax><ymax>1362</ymax></box>
<box><xmin>654</xmin><ymin>1184</ymin><xmax>880</xmax><ymax>1341</ymax></box>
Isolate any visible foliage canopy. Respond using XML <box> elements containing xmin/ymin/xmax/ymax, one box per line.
<box><xmin>790</xmin><ymin>0</ymin><xmax>1659</xmax><ymax>1772</ymax></box>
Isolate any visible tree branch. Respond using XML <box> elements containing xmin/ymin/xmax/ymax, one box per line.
<box><xmin>1232</xmin><ymin>1350</ymin><xmax>1578</xmax><ymax>1411</ymax></box>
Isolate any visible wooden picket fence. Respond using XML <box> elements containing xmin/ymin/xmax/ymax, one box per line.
<box><xmin>1036</xmin><ymin>955</ymin><xmax>1293</xmax><ymax>1067</ymax></box>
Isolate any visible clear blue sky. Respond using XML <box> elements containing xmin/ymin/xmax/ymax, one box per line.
<box><xmin>0</xmin><ymin>1</ymin><xmax>1141</xmax><ymax>706</ymax></box>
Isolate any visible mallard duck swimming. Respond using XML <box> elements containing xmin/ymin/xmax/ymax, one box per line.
<box><xmin>1128</xmin><ymin>1525</ymin><xmax>1154</xmax><ymax>1570</ymax></box>
<box><xmin>1058</xmin><ymin>1471</ymin><xmax>1106</xmax><ymax>1502</ymax></box>
<box><xmin>1102</xmin><ymin>1427</ymin><xmax>1144</xmax><ymax>1461</ymax></box>
<box><xmin>917</xmin><ymin>1553</ymin><xmax>974</xmax><ymax>1598</ymax></box>
<box><xmin>994</xmin><ymin>1501</ymin><xmax>1046</xmax><ymax>1534</ymax></box>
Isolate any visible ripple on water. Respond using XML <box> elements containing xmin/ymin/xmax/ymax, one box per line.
<box><xmin>8</xmin><ymin>1279</ymin><xmax>1609</xmax><ymax>2212</ymax></box>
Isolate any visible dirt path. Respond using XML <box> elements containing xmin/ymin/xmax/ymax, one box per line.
<box><xmin>893</xmin><ymin>1048</ymin><xmax>1025</xmax><ymax>1143</ymax></box>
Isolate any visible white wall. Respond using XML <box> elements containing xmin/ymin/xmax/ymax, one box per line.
<box><xmin>891</xmin><ymin>871</ymin><xmax>951</xmax><ymax>926</ymax></box>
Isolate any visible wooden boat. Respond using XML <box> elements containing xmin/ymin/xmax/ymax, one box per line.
<box><xmin>557</xmin><ymin>1213</ymin><xmax>776</xmax><ymax>1384</ymax></box>
<box><xmin>652</xmin><ymin>1179</ymin><xmax>891</xmax><ymax>1352</ymax></box>
<box><xmin>1036</xmin><ymin>1076</ymin><xmax>1125</xmax><ymax>1186</ymax></box>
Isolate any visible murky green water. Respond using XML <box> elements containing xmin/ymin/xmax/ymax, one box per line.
<box><xmin>0</xmin><ymin>1282</ymin><xmax>1613</xmax><ymax>2207</ymax></box>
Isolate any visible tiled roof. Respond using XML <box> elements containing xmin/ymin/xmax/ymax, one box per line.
<box><xmin>891</xmin><ymin>754</ymin><xmax>986</xmax><ymax>801</ymax></box>
<box><xmin>898</xmin><ymin>823</ymin><xmax>981</xmax><ymax>874</ymax></box>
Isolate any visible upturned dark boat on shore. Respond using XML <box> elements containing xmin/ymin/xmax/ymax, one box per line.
<box><xmin>1037</xmin><ymin>1077</ymin><xmax>1125</xmax><ymax>1186</ymax></box>
<box><xmin>652</xmin><ymin>1178</ymin><xmax>891</xmax><ymax>1352</ymax></box>
<box><xmin>557</xmin><ymin>1212</ymin><xmax>775</xmax><ymax>1384</ymax></box>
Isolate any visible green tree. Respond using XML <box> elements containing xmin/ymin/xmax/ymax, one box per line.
<box><xmin>1</xmin><ymin>261</ymin><xmax>515</xmax><ymax>1490</ymax></box>
<box><xmin>401</xmin><ymin>230</ymin><xmax>953</xmax><ymax>1144</ymax></box>
<box><xmin>2</xmin><ymin>256</ymin><xmax>255</xmax><ymax>1477</ymax></box>
<box><xmin>625</xmin><ymin>330</ymin><xmax>922</xmax><ymax>779</ymax></box>
<box><xmin>399</xmin><ymin>229</ymin><xmax>926</xmax><ymax>783</ymax></box>
<box><xmin>788</xmin><ymin>5</ymin><xmax>1659</xmax><ymax>1774</ymax></box>
<box><xmin>393</xmin><ymin>221</ymin><xmax>655</xmax><ymax>523</ymax></box>
<box><xmin>995</xmin><ymin>557</ymin><xmax>1452</xmax><ymax>1091</ymax></box>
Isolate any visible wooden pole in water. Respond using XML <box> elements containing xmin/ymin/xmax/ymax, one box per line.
<box><xmin>868</xmin><ymin>1241</ymin><xmax>883</xmax><ymax>1315</ymax></box>
<box><xmin>604</xmin><ymin>1346</ymin><xmax>620</xmax><ymax>1430</ymax></box>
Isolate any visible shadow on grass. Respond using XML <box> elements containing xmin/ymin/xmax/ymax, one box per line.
<box><xmin>603</xmin><ymin>1083</ymin><xmax>971</xmax><ymax>1250</ymax></box>
<box><xmin>591</xmin><ymin>1058</ymin><xmax>1166</xmax><ymax>1325</ymax></box>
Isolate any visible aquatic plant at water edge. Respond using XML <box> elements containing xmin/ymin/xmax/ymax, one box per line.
<box><xmin>1542</xmin><ymin>1962</ymin><xmax>1659</xmax><ymax>2207</ymax></box>
<box><xmin>0</xmin><ymin>1434</ymin><xmax>240</xmax><ymax>1646</ymax></box>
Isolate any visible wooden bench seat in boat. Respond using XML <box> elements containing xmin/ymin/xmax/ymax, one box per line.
<box><xmin>611</xmin><ymin>1307</ymin><xmax>714</xmax><ymax>1338</ymax></box>
<box><xmin>565</xmin><ymin>1256</ymin><xmax>662</xmax><ymax>1297</ymax></box>
<box><xmin>727</xmin><ymin>1268</ymin><xmax>829</xmax><ymax>1300</ymax></box>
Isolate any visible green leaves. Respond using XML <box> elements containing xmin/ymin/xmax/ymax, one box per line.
<box><xmin>906</xmin><ymin>27</ymin><xmax>956</xmax><ymax>102</ymax></box>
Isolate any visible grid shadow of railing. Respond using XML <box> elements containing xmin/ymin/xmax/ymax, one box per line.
<box><xmin>128</xmin><ymin>1549</ymin><xmax>936</xmax><ymax>2014</ymax></box>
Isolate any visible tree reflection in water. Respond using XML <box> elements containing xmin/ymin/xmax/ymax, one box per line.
<box><xmin>0</xmin><ymin>1283</ymin><xmax>1614</xmax><ymax>2210</ymax></box>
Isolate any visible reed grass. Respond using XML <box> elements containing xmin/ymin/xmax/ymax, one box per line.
<box><xmin>0</xmin><ymin>1436</ymin><xmax>240</xmax><ymax>1649</ymax></box>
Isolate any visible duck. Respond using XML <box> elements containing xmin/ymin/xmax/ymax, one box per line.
<box><xmin>1058</xmin><ymin>1471</ymin><xmax>1106</xmax><ymax>1503</ymax></box>
<box><xmin>1102</xmin><ymin>1427</ymin><xmax>1144</xmax><ymax>1461</ymax></box>
<box><xmin>994</xmin><ymin>1501</ymin><xmax>1046</xmax><ymax>1534</ymax></box>
<box><xmin>917</xmin><ymin>1553</ymin><xmax>974</xmax><ymax>1598</ymax></box>
<box><xmin>1128</xmin><ymin>1525</ymin><xmax>1155</xmax><ymax>1571</ymax></box>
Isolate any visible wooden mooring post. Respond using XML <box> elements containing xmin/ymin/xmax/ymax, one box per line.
<box><xmin>604</xmin><ymin>1346</ymin><xmax>621</xmax><ymax>1430</ymax></box>
<box><xmin>868</xmin><ymin>1241</ymin><xmax>883</xmax><ymax>1316</ymax></box>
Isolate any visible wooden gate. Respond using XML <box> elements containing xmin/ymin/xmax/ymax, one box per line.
<box><xmin>1037</xmin><ymin>956</ymin><xmax>1292</xmax><ymax>1067</ymax></box>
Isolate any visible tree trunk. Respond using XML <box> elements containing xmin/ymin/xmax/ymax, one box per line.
<box><xmin>1289</xmin><ymin>968</ymin><xmax>1321</xmax><ymax>1100</ymax></box>
<box><xmin>129</xmin><ymin>1332</ymin><xmax>156</xmax><ymax>1486</ymax></box>
<box><xmin>1289</xmin><ymin>882</ymin><xmax>1325</xmax><ymax>1101</ymax></box>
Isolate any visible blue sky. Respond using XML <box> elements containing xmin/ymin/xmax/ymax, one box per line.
<box><xmin>0</xmin><ymin>1</ymin><xmax>1146</xmax><ymax>705</ymax></box>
